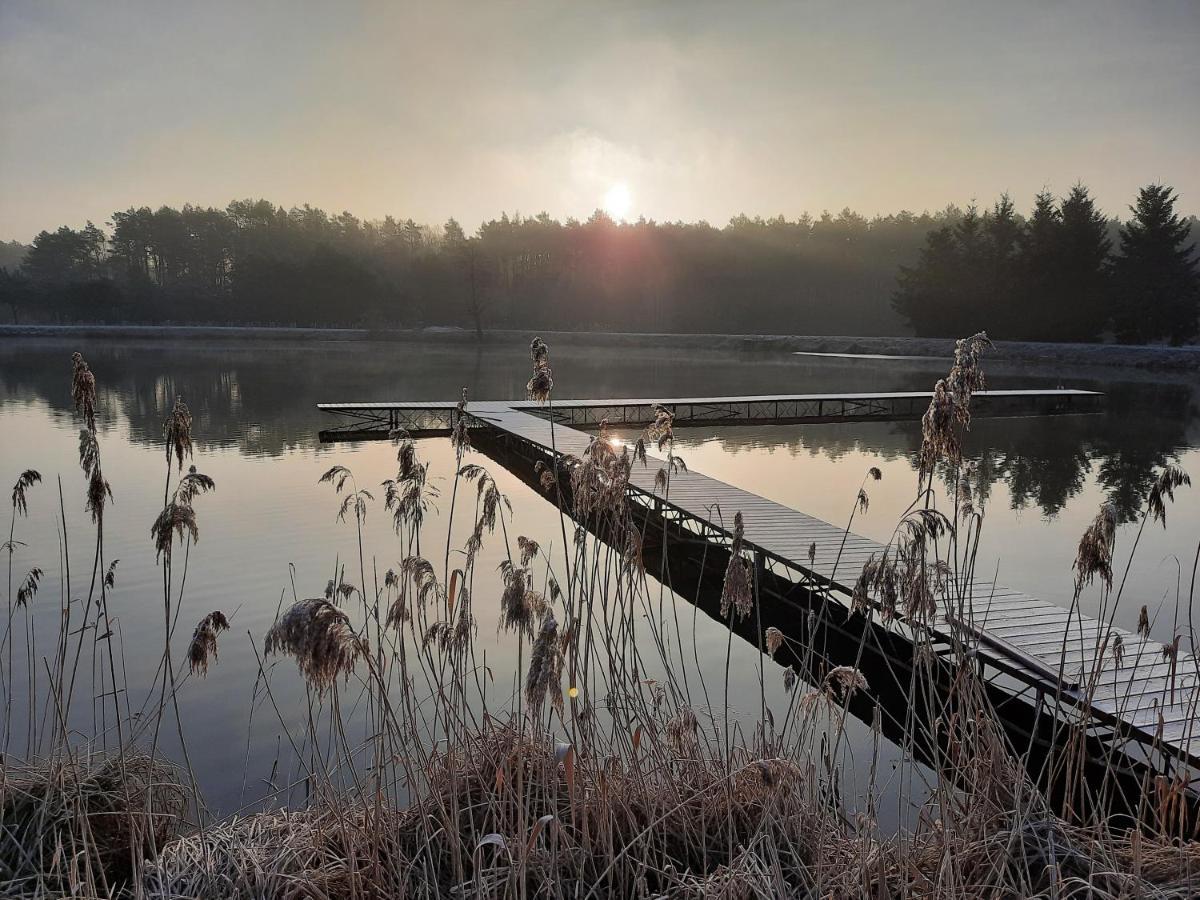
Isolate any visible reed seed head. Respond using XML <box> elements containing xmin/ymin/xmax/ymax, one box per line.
<box><xmin>451</xmin><ymin>387</ymin><xmax>471</xmax><ymax>453</ymax></box>
<box><xmin>1147</xmin><ymin>464</ymin><xmax>1190</xmax><ymax>528</ymax></box>
<box><xmin>517</xmin><ymin>535</ymin><xmax>540</xmax><ymax>567</ymax></box>
<box><xmin>527</xmin><ymin>337</ymin><xmax>554</xmax><ymax>403</ymax></box>
<box><xmin>264</xmin><ymin>598</ymin><xmax>364</xmax><ymax>691</ymax></box>
<box><xmin>11</xmin><ymin>469</ymin><xmax>41</xmax><ymax>517</ymax></box>
<box><xmin>856</xmin><ymin>487</ymin><xmax>870</xmax><ymax>515</ymax></box>
<box><xmin>71</xmin><ymin>351</ymin><xmax>97</xmax><ymax>433</ymax></box>
<box><xmin>164</xmin><ymin>397</ymin><xmax>193</xmax><ymax>471</ymax></box>
<box><xmin>1073</xmin><ymin>501</ymin><xmax>1118</xmax><ymax>591</ymax></box>
<box><xmin>151</xmin><ymin>501</ymin><xmax>198</xmax><ymax>564</ymax></box>
<box><xmin>187</xmin><ymin>610</ymin><xmax>230</xmax><ymax>676</ymax></box>
<box><xmin>525</xmin><ymin>613</ymin><xmax>564</xmax><ymax>712</ymax></box>
<box><xmin>16</xmin><ymin>567</ymin><xmax>43</xmax><ymax>607</ymax></box>
<box><xmin>765</xmin><ymin>627</ymin><xmax>784</xmax><ymax>657</ymax></box>
<box><xmin>721</xmin><ymin>556</ymin><xmax>752</xmax><ymax>622</ymax></box>
<box><xmin>823</xmin><ymin>665</ymin><xmax>869</xmax><ymax>702</ymax></box>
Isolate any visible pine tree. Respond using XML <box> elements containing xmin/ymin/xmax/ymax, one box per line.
<box><xmin>1111</xmin><ymin>185</ymin><xmax>1199</xmax><ymax>344</ymax></box>
<box><xmin>980</xmin><ymin>195</ymin><xmax>1021</xmax><ymax>337</ymax></box>
<box><xmin>1055</xmin><ymin>184</ymin><xmax>1110</xmax><ymax>341</ymax></box>
<box><xmin>892</xmin><ymin>225</ymin><xmax>961</xmax><ymax>336</ymax></box>
<box><xmin>1015</xmin><ymin>191</ymin><xmax>1061</xmax><ymax>341</ymax></box>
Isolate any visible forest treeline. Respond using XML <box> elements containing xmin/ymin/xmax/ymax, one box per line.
<box><xmin>895</xmin><ymin>184</ymin><xmax>1199</xmax><ymax>344</ymax></box>
<box><xmin>1</xmin><ymin>185</ymin><xmax>1196</xmax><ymax>342</ymax></box>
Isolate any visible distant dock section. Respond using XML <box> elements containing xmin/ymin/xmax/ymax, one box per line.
<box><xmin>318</xmin><ymin>388</ymin><xmax>1102</xmax><ymax>440</ymax></box>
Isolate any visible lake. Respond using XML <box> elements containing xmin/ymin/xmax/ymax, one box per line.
<box><xmin>1</xmin><ymin>336</ymin><xmax>1197</xmax><ymax>828</ymax></box>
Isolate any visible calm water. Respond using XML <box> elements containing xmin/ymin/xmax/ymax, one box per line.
<box><xmin>2</xmin><ymin>337</ymin><xmax>1198</xmax><ymax>825</ymax></box>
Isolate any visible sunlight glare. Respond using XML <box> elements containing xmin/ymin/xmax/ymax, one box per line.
<box><xmin>603</xmin><ymin>182</ymin><xmax>633</xmax><ymax>220</ymax></box>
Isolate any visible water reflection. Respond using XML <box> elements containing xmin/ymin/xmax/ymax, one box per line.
<box><xmin>3</xmin><ymin>338</ymin><xmax>1196</xmax><ymax>523</ymax></box>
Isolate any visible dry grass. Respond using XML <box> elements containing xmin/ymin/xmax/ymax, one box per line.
<box><xmin>1</xmin><ymin>754</ymin><xmax>185</xmax><ymax>897</ymax></box>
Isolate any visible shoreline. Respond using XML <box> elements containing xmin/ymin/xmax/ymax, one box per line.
<box><xmin>4</xmin><ymin>322</ymin><xmax>1200</xmax><ymax>370</ymax></box>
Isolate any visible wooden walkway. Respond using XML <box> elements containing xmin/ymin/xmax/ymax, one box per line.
<box><xmin>319</xmin><ymin>388</ymin><xmax>1101</xmax><ymax>436</ymax></box>
<box><xmin>319</xmin><ymin>389</ymin><xmax>1200</xmax><ymax>770</ymax></box>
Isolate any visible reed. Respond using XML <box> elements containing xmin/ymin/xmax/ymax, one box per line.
<box><xmin>2</xmin><ymin>338</ymin><xmax>1199</xmax><ymax>898</ymax></box>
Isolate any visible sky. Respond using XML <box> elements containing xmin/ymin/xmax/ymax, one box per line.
<box><xmin>1</xmin><ymin>0</ymin><xmax>1198</xmax><ymax>242</ymax></box>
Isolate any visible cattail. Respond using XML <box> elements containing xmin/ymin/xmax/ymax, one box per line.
<box><xmin>264</xmin><ymin>598</ymin><xmax>364</xmax><ymax>691</ymax></box>
<box><xmin>1137</xmin><ymin>605</ymin><xmax>1150</xmax><ymax>638</ymax></box>
<box><xmin>1112</xmin><ymin>633</ymin><xmax>1125</xmax><ymax>667</ymax></box>
<box><xmin>11</xmin><ymin>469</ymin><xmax>41</xmax><ymax>516</ymax></box>
<box><xmin>808</xmin><ymin>542</ymin><xmax>816</xmax><ymax>565</ymax></box>
<box><xmin>1073</xmin><ymin>502</ymin><xmax>1118</xmax><ymax>591</ymax></box>
<box><xmin>765</xmin><ymin>626</ymin><xmax>784</xmax><ymax>657</ymax></box>
<box><xmin>15</xmin><ymin>567</ymin><xmax>43</xmax><ymax>607</ymax></box>
<box><xmin>164</xmin><ymin>396</ymin><xmax>193</xmax><ymax>471</ymax></box>
<box><xmin>720</xmin><ymin>512</ymin><xmax>753</xmax><ymax>620</ymax></box>
<box><xmin>525</xmin><ymin>614</ymin><xmax>563</xmax><ymax>712</ymax></box>
<box><xmin>1147</xmin><ymin>464</ymin><xmax>1190</xmax><ymax>527</ymax></box>
<box><xmin>187</xmin><ymin>610</ymin><xmax>230</xmax><ymax>676</ymax></box>
<box><xmin>526</xmin><ymin>337</ymin><xmax>553</xmax><ymax>403</ymax></box>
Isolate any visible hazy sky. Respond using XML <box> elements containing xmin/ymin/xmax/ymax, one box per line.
<box><xmin>1</xmin><ymin>0</ymin><xmax>1198</xmax><ymax>242</ymax></box>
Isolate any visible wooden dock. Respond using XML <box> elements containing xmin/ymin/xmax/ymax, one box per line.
<box><xmin>319</xmin><ymin>388</ymin><xmax>1102</xmax><ymax>438</ymax></box>
<box><xmin>318</xmin><ymin>389</ymin><xmax>1200</xmax><ymax>778</ymax></box>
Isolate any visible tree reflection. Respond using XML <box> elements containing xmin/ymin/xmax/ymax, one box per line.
<box><xmin>2</xmin><ymin>339</ymin><xmax>1195</xmax><ymax>522</ymax></box>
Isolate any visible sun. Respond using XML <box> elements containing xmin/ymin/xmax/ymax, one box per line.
<box><xmin>603</xmin><ymin>182</ymin><xmax>633</xmax><ymax>220</ymax></box>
